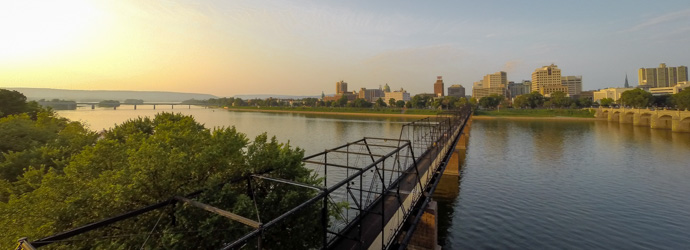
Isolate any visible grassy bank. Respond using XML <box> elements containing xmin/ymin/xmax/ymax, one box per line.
<box><xmin>221</xmin><ymin>106</ymin><xmax>442</xmax><ymax>116</ymax></box>
<box><xmin>474</xmin><ymin>108</ymin><xmax>596</xmax><ymax>118</ymax></box>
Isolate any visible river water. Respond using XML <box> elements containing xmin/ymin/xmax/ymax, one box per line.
<box><xmin>57</xmin><ymin>107</ymin><xmax>690</xmax><ymax>249</ymax></box>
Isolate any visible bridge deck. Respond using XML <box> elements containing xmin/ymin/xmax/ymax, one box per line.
<box><xmin>331</xmin><ymin>145</ymin><xmax>440</xmax><ymax>249</ymax></box>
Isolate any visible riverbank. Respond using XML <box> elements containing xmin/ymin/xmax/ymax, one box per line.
<box><xmin>474</xmin><ymin>109</ymin><xmax>596</xmax><ymax>118</ymax></box>
<box><xmin>472</xmin><ymin>116</ymin><xmax>604</xmax><ymax>121</ymax></box>
<box><xmin>223</xmin><ymin>107</ymin><xmax>433</xmax><ymax>118</ymax></box>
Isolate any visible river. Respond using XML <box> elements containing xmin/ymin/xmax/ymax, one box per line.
<box><xmin>56</xmin><ymin>107</ymin><xmax>690</xmax><ymax>249</ymax></box>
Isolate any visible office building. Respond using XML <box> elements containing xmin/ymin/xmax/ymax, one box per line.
<box><xmin>434</xmin><ymin>76</ymin><xmax>445</xmax><ymax>97</ymax></box>
<box><xmin>592</xmin><ymin>88</ymin><xmax>634</xmax><ymax>102</ymax></box>
<box><xmin>638</xmin><ymin>63</ymin><xmax>688</xmax><ymax>88</ymax></box>
<box><xmin>358</xmin><ymin>88</ymin><xmax>385</xmax><ymax>102</ymax></box>
<box><xmin>507</xmin><ymin>80</ymin><xmax>531</xmax><ymax>98</ymax></box>
<box><xmin>384</xmin><ymin>89</ymin><xmax>411</xmax><ymax>102</ymax></box>
<box><xmin>447</xmin><ymin>84</ymin><xmax>466</xmax><ymax>98</ymax></box>
<box><xmin>336</xmin><ymin>80</ymin><xmax>348</xmax><ymax>94</ymax></box>
<box><xmin>532</xmin><ymin>64</ymin><xmax>568</xmax><ymax>96</ymax></box>
<box><xmin>561</xmin><ymin>76</ymin><xmax>583</xmax><ymax>96</ymax></box>
<box><xmin>472</xmin><ymin>71</ymin><xmax>508</xmax><ymax>99</ymax></box>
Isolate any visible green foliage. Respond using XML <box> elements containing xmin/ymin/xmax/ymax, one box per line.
<box><xmin>395</xmin><ymin>100</ymin><xmax>406</xmax><ymax>108</ymax></box>
<box><xmin>478</xmin><ymin>94</ymin><xmax>503</xmax><ymax>109</ymax></box>
<box><xmin>672</xmin><ymin>88</ymin><xmax>690</xmax><ymax>110</ymax></box>
<box><xmin>98</xmin><ymin>100</ymin><xmax>121</xmax><ymax>107</ymax></box>
<box><xmin>620</xmin><ymin>88</ymin><xmax>652</xmax><ymax>108</ymax></box>
<box><xmin>375</xmin><ymin>98</ymin><xmax>387</xmax><ymax>108</ymax></box>
<box><xmin>577</xmin><ymin>97</ymin><xmax>593</xmax><ymax>108</ymax></box>
<box><xmin>549</xmin><ymin>91</ymin><xmax>571</xmax><ymax>108</ymax></box>
<box><xmin>0</xmin><ymin>113</ymin><xmax>323</xmax><ymax>249</ymax></box>
<box><xmin>599</xmin><ymin>98</ymin><xmax>615</xmax><ymax>107</ymax></box>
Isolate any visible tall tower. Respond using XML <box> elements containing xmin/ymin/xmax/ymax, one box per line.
<box><xmin>434</xmin><ymin>76</ymin><xmax>444</xmax><ymax>97</ymax></box>
<box><xmin>336</xmin><ymin>80</ymin><xmax>347</xmax><ymax>94</ymax></box>
<box><xmin>624</xmin><ymin>74</ymin><xmax>630</xmax><ymax>88</ymax></box>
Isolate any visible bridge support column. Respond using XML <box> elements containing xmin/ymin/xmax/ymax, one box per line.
<box><xmin>172</xmin><ymin>105</ymin><xmax>174</xmax><ymax>109</ymax></box>
<box><xmin>113</xmin><ymin>106</ymin><xmax>117</xmax><ymax>110</ymax></box>
<box><xmin>91</xmin><ymin>104</ymin><xmax>95</xmax><ymax>109</ymax></box>
<box><xmin>189</xmin><ymin>105</ymin><xmax>191</xmax><ymax>109</ymax></box>
<box><xmin>153</xmin><ymin>105</ymin><xmax>156</xmax><ymax>110</ymax></box>
<box><xmin>409</xmin><ymin>201</ymin><xmax>438</xmax><ymax>250</ymax></box>
<box><xmin>134</xmin><ymin>105</ymin><xmax>137</xmax><ymax>110</ymax></box>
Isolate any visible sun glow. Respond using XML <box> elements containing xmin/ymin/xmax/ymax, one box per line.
<box><xmin>0</xmin><ymin>0</ymin><xmax>103</xmax><ymax>61</ymax></box>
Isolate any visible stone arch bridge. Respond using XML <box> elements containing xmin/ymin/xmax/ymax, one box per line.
<box><xmin>594</xmin><ymin>107</ymin><xmax>690</xmax><ymax>132</ymax></box>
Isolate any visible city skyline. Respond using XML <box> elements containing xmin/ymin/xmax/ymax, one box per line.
<box><xmin>1</xmin><ymin>0</ymin><xmax>689</xmax><ymax>97</ymax></box>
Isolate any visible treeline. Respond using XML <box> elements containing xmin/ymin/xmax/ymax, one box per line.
<box><xmin>185</xmin><ymin>95</ymin><xmax>474</xmax><ymax>110</ymax></box>
<box><xmin>0</xmin><ymin>90</ymin><xmax>329</xmax><ymax>249</ymax></box>
<box><xmin>613</xmin><ymin>88</ymin><xmax>690</xmax><ymax>109</ymax></box>
<box><xmin>477</xmin><ymin>91</ymin><xmax>593</xmax><ymax>110</ymax></box>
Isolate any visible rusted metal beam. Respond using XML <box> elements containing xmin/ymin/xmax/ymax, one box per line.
<box><xmin>174</xmin><ymin>196</ymin><xmax>260</xmax><ymax>229</ymax></box>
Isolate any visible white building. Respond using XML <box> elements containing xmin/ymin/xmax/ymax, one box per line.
<box><xmin>384</xmin><ymin>89</ymin><xmax>411</xmax><ymax>102</ymax></box>
<box><xmin>593</xmin><ymin>88</ymin><xmax>635</xmax><ymax>102</ymax></box>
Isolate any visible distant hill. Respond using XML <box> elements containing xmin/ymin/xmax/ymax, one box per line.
<box><xmin>5</xmin><ymin>88</ymin><xmax>218</xmax><ymax>102</ymax></box>
<box><xmin>233</xmin><ymin>94</ymin><xmax>322</xmax><ymax>100</ymax></box>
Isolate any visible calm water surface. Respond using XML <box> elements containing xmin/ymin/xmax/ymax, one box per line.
<box><xmin>57</xmin><ymin>108</ymin><xmax>690</xmax><ymax>249</ymax></box>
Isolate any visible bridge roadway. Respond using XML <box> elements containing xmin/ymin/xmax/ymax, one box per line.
<box><xmin>331</xmin><ymin>114</ymin><xmax>467</xmax><ymax>249</ymax></box>
<box><xmin>594</xmin><ymin>107</ymin><xmax>690</xmax><ymax>132</ymax></box>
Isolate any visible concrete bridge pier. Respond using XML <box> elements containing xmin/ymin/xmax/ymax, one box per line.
<box><xmin>134</xmin><ymin>105</ymin><xmax>137</xmax><ymax>110</ymax></box>
<box><xmin>91</xmin><ymin>104</ymin><xmax>95</xmax><ymax>109</ymax></box>
<box><xmin>172</xmin><ymin>105</ymin><xmax>174</xmax><ymax>109</ymax></box>
<box><xmin>153</xmin><ymin>105</ymin><xmax>156</xmax><ymax>110</ymax></box>
<box><xmin>595</xmin><ymin>107</ymin><xmax>690</xmax><ymax>133</ymax></box>
<box><xmin>113</xmin><ymin>107</ymin><xmax>117</xmax><ymax>110</ymax></box>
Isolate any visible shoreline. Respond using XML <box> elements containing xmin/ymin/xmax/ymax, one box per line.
<box><xmin>223</xmin><ymin>108</ymin><xmax>603</xmax><ymax>121</ymax></box>
<box><xmin>223</xmin><ymin>108</ymin><xmax>432</xmax><ymax>118</ymax></box>
<box><xmin>472</xmin><ymin>115</ymin><xmax>603</xmax><ymax>121</ymax></box>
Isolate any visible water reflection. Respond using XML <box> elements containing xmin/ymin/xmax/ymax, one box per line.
<box><xmin>447</xmin><ymin>119</ymin><xmax>690</xmax><ymax>249</ymax></box>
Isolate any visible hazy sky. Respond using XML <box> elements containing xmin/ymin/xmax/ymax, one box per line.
<box><xmin>1</xmin><ymin>0</ymin><xmax>689</xmax><ymax>97</ymax></box>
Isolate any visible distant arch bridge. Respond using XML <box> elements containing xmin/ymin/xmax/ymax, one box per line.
<box><xmin>594</xmin><ymin>107</ymin><xmax>690</xmax><ymax>132</ymax></box>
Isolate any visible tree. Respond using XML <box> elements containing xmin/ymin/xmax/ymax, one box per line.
<box><xmin>526</xmin><ymin>91</ymin><xmax>545</xmax><ymax>108</ymax></box>
<box><xmin>672</xmin><ymin>88</ymin><xmax>690</xmax><ymax>110</ymax></box>
<box><xmin>550</xmin><ymin>91</ymin><xmax>571</xmax><ymax>108</ymax></box>
<box><xmin>600</xmin><ymin>98</ymin><xmax>614</xmax><ymax>107</ymax></box>
<box><xmin>395</xmin><ymin>100</ymin><xmax>406</xmax><ymax>108</ymax></box>
<box><xmin>0</xmin><ymin>113</ymin><xmax>325</xmax><ymax>249</ymax></box>
<box><xmin>98</xmin><ymin>100</ymin><xmax>120</xmax><ymax>107</ymax></box>
<box><xmin>0</xmin><ymin>89</ymin><xmax>40</xmax><ymax>118</ymax></box>
<box><xmin>389</xmin><ymin>98</ymin><xmax>396</xmax><ymax>107</ymax></box>
<box><xmin>620</xmin><ymin>88</ymin><xmax>652</xmax><ymax>108</ymax></box>
<box><xmin>577</xmin><ymin>97</ymin><xmax>593</xmax><ymax>108</ymax></box>
<box><xmin>513</xmin><ymin>95</ymin><xmax>529</xmax><ymax>108</ymax></box>
<box><xmin>375</xmin><ymin>98</ymin><xmax>387</xmax><ymax>108</ymax></box>
<box><xmin>478</xmin><ymin>94</ymin><xmax>503</xmax><ymax>109</ymax></box>
<box><xmin>338</xmin><ymin>95</ymin><xmax>349</xmax><ymax>107</ymax></box>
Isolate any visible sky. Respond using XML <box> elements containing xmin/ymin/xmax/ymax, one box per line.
<box><xmin>1</xmin><ymin>0</ymin><xmax>689</xmax><ymax>97</ymax></box>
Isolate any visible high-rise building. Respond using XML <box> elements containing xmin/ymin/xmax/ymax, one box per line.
<box><xmin>638</xmin><ymin>63</ymin><xmax>688</xmax><ymax>88</ymax></box>
<box><xmin>483</xmin><ymin>71</ymin><xmax>508</xmax><ymax>88</ymax></box>
<box><xmin>507</xmin><ymin>80</ymin><xmax>531</xmax><ymax>98</ymax></box>
<box><xmin>561</xmin><ymin>76</ymin><xmax>582</xmax><ymax>96</ymax></box>
<box><xmin>532</xmin><ymin>64</ymin><xmax>568</xmax><ymax>96</ymax></box>
<box><xmin>336</xmin><ymin>80</ymin><xmax>348</xmax><ymax>94</ymax></box>
<box><xmin>472</xmin><ymin>72</ymin><xmax>508</xmax><ymax>99</ymax></box>
<box><xmin>447</xmin><ymin>84</ymin><xmax>466</xmax><ymax>98</ymax></box>
<box><xmin>383</xmin><ymin>83</ymin><xmax>391</xmax><ymax>93</ymax></box>
<box><xmin>434</xmin><ymin>76</ymin><xmax>445</xmax><ymax>97</ymax></box>
<box><xmin>358</xmin><ymin>88</ymin><xmax>385</xmax><ymax>102</ymax></box>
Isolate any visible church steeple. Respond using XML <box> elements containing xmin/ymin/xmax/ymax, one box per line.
<box><xmin>624</xmin><ymin>74</ymin><xmax>630</xmax><ymax>88</ymax></box>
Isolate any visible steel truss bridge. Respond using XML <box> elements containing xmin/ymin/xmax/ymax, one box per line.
<box><xmin>17</xmin><ymin>105</ymin><xmax>472</xmax><ymax>250</ymax></box>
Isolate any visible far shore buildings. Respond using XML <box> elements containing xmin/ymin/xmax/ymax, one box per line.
<box><xmin>434</xmin><ymin>76</ymin><xmax>445</xmax><ymax>97</ymax></box>
<box><xmin>472</xmin><ymin>71</ymin><xmax>508</xmax><ymax>99</ymax></box>
<box><xmin>323</xmin><ymin>80</ymin><xmax>357</xmax><ymax>102</ymax></box>
<box><xmin>507</xmin><ymin>80</ymin><xmax>531</xmax><ymax>98</ymax></box>
<box><xmin>638</xmin><ymin>63</ymin><xmax>688</xmax><ymax>88</ymax></box>
<box><xmin>447</xmin><ymin>84</ymin><xmax>466</xmax><ymax>98</ymax></box>
<box><xmin>593</xmin><ymin>87</ymin><xmax>634</xmax><ymax>102</ymax></box>
<box><xmin>385</xmin><ymin>88</ymin><xmax>411</xmax><ymax>102</ymax></box>
<box><xmin>531</xmin><ymin>64</ymin><xmax>582</xmax><ymax>97</ymax></box>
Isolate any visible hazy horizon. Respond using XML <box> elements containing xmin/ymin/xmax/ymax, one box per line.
<box><xmin>2</xmin><ymin>0</ymin><xmax>689</xmax><ymax>96</ymax></box>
